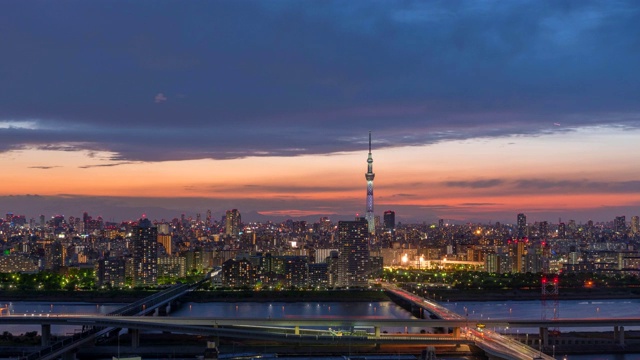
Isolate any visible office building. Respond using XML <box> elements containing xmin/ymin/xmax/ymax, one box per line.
<box><xmin>383</xmin><ymin>210</ymin><xmax>395</xmax><ymax>232</ymax></box>
<box><xmin>615</xmin><ymin>216</ymin><xmax>626</xmax><ymax>233</ymax></box>
<box><xmin>632</xmin><ymin>216</ymin><xmax>639</xmax><ymax>235</ymax></box>
<box><xmin>225</xmin><ymin>209</ymin><xmax>242</xmax><ymax>237</ymax></box>
<box><xmin>517</xmin><ymin>213</ymin><xmax>527</xmax><ymax>239</ymax></box>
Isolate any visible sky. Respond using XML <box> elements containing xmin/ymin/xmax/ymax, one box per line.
<box><xmin>1</xmin><ymin>0</ymin><xmax>640</xmax><ymax>224</ymax></box>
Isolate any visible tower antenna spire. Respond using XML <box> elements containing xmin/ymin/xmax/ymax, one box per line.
<box><xmin>365</xmin><ymin>131</ymin><xmax>375</xmax><ymax>235</ymax></box>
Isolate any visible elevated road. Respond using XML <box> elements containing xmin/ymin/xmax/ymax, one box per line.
<box><xmin>18</xmin><ymin>281</ymin><xmax>203</xmax><ymax>360</ymax></box>
<box><xmin>382</xmin><ymin>283</ymin><xmax>555</xmax><ymax>360</ymax></box>
<box><xmin>4</xmin><ymin>314</ymin><xmax>640</xmax><ymax>330</ymax></box>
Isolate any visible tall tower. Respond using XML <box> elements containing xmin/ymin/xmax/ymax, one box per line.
<box><xmin>365</xmin><ymin>131</ymin><xmax>375</xmax><ymax>234</ymax></box>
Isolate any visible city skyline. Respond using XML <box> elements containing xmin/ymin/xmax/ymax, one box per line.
<box><xmin>1</xmin><ymin>1</ymin><xmax>640</xmax><ymax>223</ymax></box>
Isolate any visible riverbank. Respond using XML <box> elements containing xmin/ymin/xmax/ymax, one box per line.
<box><xmin>0</xmin><ymin>289</ymin><xmax>391</xmax><ymax>303</ymax></box>
<box><xmin>2</xmin><ymin>286</ymin><xmax>639</xmax><ymax>304</ymax></box>
<box><xmin>427</xmin><ymin>286</ymin><xmax>640</xmax><ymax>302</ymax></box>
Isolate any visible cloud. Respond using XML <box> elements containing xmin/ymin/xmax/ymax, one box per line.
<box><xmin>0</xmin><ymin>1</ymin><xmax>638</xmax><ymax>162</ymax></box>
<box><xmin>78</xmin><ymin>162</ymin><xmax>137</xmax><ymax>169</ymax></box>
<box><xmin>154</xmin><ymin>93</ymin><xmax>167</xmax><ymax>103</ymax></box>
<box><xmin>513</xmin><ymin>179</ymin><xmax>640</xmax><ymax>194</ymax></box>
<box><xmin>459</xmin><ymin>202</ymin><xmax>503</xmax><ymax>206</ymax></box>
<box><xmin>28</xmin><ymin>166</ymin><xmax>62</xmax><ymax>170</ymax></box>
<box><xmin>184</xmin><ymin>183</ymin><xmax>360</xmax><ymax>194</ymax></box>
<box><xmin>445</xmin><ymin>179</ymin><xmax>505</xmax><ymax>188</ymax></box>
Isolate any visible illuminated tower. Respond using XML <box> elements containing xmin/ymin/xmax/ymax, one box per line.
<box><xmin>365</xmin><ymin>131</ymin><xmax>375</xmax><ymax>234</ymax></box>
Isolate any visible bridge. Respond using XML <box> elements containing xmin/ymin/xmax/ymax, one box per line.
<box><xmin>3</xmin><ymin>279</ymin><xmax>639</xmax><ymax>360</ymax></box>
<box><xmin>16</xmin><ymin>280</ymin><xmax>205</xmax><ymax>360</ymax></box>
<box><xmin>382</xmin><ymin>283</ymin><xmax>556</xmax><ymax>360</ymax></box>
<box><xmin>5</xmin><ymin>314</ymin><xmax>640</xmax><ymax>359</ymax></box>
<box><xmin>5</xmin><ymin>311</ymin><xmax>640</xmax><ymax>360</ymax></box>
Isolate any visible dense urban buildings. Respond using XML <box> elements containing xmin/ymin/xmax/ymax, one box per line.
<box><xmin>2</xmin><ymin>208</ymin><xmax>640</xmax><ymax>289</ymax></box>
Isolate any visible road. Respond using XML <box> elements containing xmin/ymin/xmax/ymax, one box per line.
<box><xmin>381</xmin><ymin>282</ymin><xmax>555</xmax><ymax>360</ymax></box>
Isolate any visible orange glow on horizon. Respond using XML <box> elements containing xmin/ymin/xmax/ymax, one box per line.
<box><xmin>2</xmin><ymin>126</ymin><xmax>640</xmax><ymax>221</ymax></box>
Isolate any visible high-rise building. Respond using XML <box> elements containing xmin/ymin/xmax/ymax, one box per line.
<box><xmin>517</xmin><ymin>213</ymin><xmax>527</xmax><ymax>239</ymax></box>
<box><xmin>157</xmin><ymin>256</ymin><xmax>186</xmax><ymax>279</ymax></box>
<box><xmin>558</xmin><ymin>222</ymin><xmax>566</xmax><ymax>238</ymax></box>
<box><xmin>383</xmin><ymin>210</ymin><xmax>395</xmax><ymax>232</ymax></box>
<box><xmin>221</xmin><ymin>258</ymin><xmax>255</xmax><ymax>288</ymax></box>
<box><xmin>508</xmin><ymin>240</ymin><xmax>526</xmax><ymax>273</ymax></box>
<box><xmin>225</xmin><ymin>209</ymin><xmax>242</xmax><ymax>237</ymax></box>
<box><xmin>538</xmin><ymin>221</ymin><xmax>548</xmax><ymax>238</ymax></box>
<box><xmin>631</xmin><ymin>216</ymin><xmax>639</xmax><ymax>235</ymax></box>
<box><xmin>95</xmin><ymin>257</ymin><xmax>126</xmax><ymax>288</ymax></box>
<box><xmin>614</xmin><ymin>216</ymin><xmax>626</xmax><ymax>233</ymax></box>
<box><xmin>157</xmin><ymin>223</ymin><xmax>170</xmax><ymax>235</ymax></box>
<box><xmin>364</xmin><ymin>131</ymin><xmax>375</xmax><ymax>234</ymax></box>
<box><xmin>44</xmin><ymin>241</ymin><xmax>64</xmax><ymax>271</ymax></box>
<box><xmin>337</xmin><ymin>219</ymin><xmax>370</xmax><ymax>287</ymax></box>
<box><xmin>132</xmin><ymin>217</ymin><xmax>158</xmax><ymax>286</ymax></box>
<box><xmin>157</xmin><ymin>234</ymin><xmax>172</xmax><ymax>255</ymax></box>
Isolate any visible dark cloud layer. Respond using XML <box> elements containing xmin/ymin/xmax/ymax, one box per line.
<box><xmin>443</xmin><ymin>178</ymin><xmax>640</xmax><ymax>195</ymax></box>
<box><xmin>1</xmin><ymin>1</ymin><xmax>639</xmax><ymax>162</ymax></box>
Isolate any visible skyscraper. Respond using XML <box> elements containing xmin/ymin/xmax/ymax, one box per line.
<box><xmin>538</xmin><ymin>221</ymin><xmax>548</xmax><ymax>238</ymax></box>
<box><xmin>631</xmin><ymin>216</ymin><xmax>639</xmax><ymax>235</ymax></box>
<box><xmin>364</xmin><ymin>131</ymin><xmax>375</xmax><ymax>234</ymax></box>
<box><xmin>132</xmin><ymin>217</ymin><xmax>158</xmax><ymax>286</ymax></box>
<box><xmin>383</xmin><ymin>210</ymin><xmax>395</xmax><ymax>232</ymax></box>
<box><xmin>614</xmin><ymin>216</ymin><xmax>626</xmax><ymax>233</ymax></box>
<box><xmin>558</xmin><ymin>222</ymin><xmax>566</xmax><ymax>238</ymax></box>
<box><xmin>337</xmin><ymin>219</ymin><xmax>370</xmax><ymax>287</ymax></box>
<box><xmin>517</xmin><ymin>213</ymin><xmax>527</xmax><ymax>239</ymax></box>
<box><xmin>225</xmin><ymin>209</ymin><xmax>242</xmax><ymax>237</ymax></box>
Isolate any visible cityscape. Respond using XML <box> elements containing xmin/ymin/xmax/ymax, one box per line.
<box><xmin>1</xmin><ymin>130</ymin><xmax>640</xmax><ymax>293</ymax></box>
<box><xmin>2</xmin><ymin>1</ymin><xmax>640</xmax><ymax>360</ymax></box>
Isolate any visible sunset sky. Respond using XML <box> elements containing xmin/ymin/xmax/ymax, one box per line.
<box><xmin>1</xmin><ymin>1</ymin><xmax>640</xmax><ymax>224</ymax></box>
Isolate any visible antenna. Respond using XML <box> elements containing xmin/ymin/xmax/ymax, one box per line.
<box><xmin>368</xmin><ymin>131</ymin><xmax>372</xmax><ymax>153</ymax></box>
